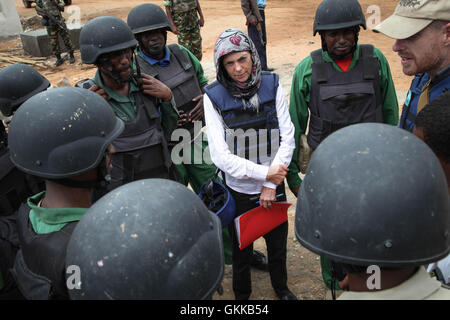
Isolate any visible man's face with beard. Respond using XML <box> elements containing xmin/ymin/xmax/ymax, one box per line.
<box><xmin>99</xmin><ymin>48</ymin><xmax>134</xmax><ymax>83</ymax></box>
<box><xmin>322</xmin><ymin>27</ymin><xmax>356</xmax><ymax>60</ymax></box>
<box><xmin>138</xmin><ymin>29</ymin><xmax>166</xmax><ymax>60</ymax></box>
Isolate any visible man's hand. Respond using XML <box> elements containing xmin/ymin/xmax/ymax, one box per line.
<box><xmin>266</xmin><ymin>164</ymin><xmax>288</xmax><ymax>185</ymax></box>
<box><xmin>247</xmin><ymin>15</ymin><xmax>258</xmax><ymax>26</ymax></box>
<box><xmin>260</xmin><ymin>186</ymin><xmax>276</xmax><ymax>210</ymax></box>
<box><xmin>89</xmin><ymin>85</ymin><xmax>108</xmax><ymax>100</ymax></box>
<box><xmin>177</xmin><ymin>110</ymin><xmax>188</xmax><ymax>127</ymax></box>
<box><xmin>188</xmin><ymin>95</ymin><xmax>204</xmax><ymax>122</ymax></box>
<box><xmin>139</xmin><ymin>73</ymin><xmax>172</xmax><ymax>102</ymax></box>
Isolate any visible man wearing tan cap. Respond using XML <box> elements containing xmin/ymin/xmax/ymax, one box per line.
<box><xmin>374</xmin><ymin>0</ymin><xmax>450</xmax><ymax>132</ymax></box>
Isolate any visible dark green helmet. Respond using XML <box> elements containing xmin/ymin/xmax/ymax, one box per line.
<box><xmin>80</xmin><ymin>16</ymin><xmax>138</xmax><ymax>64</ymax></box>
<box><xmin>0</xmin><ymin>64</ymin><xmax>50</xmax><ymax>117</ymax></box>
<box><xmin>295</xmin><ymin>123</ymin><xmax>449</xmax><ymax>268</ymax></box>
<box><xmin>8</xmin><ymin>87</ymin><xmax>124</xmax><ymax>179</ymax></box>
<box><xmin>66</xmin><ymin>179</ymin><xmax>224</xmax><ymax>300</ymax></box>
<box><xmin>127</xmin><ymin>3</ymin><xmax>173</xmax><ymax>35</ymax></box>
<box><xmin>313</xmin><ymin>0</ymin><xmax>367</xmax><ymax>36</ymax></box>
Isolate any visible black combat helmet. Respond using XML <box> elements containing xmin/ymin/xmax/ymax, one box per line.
<box><xmin>127</xmin><ymin>3</ymin><xmax>173</xmax><ymax>35</ymax></box>
<box><xmin>80</xmin><ymin>16</ymin><xmax>138</xmax><ymax>64</ymax></box>
<box><xmin>8</xmin><ymin>87</ymin><xmax>124</xmax><ymax>179</ymax></box>
<box><xmin>0</xmin><ymin>64</ymin><xmax>50</xmax><ymax>117</ymax></box>
<box><xmin>66</xmin><ymin>179</ymin><xmax>224</xmax><ymax>300</ymax></box>
<box><xmin>313</xmin><ymin>0</ymin><xmax>367</xmax><ymax>36</ymax></box>
<box><xmin>295</xmin><ymin>123</ymin><xmax>449</xmax><ymax>268</ymax></box>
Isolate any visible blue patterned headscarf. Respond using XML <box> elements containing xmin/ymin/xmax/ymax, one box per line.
<box><xmin>214</xmin><ymin>28</ymin><xmax>262</xmax><ymax>102</ymax></box>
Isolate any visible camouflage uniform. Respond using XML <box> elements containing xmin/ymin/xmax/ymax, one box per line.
<box><xmin>36</xmin><ymin>0</ymin><xmax>74</xmax><ymax>55</ymax></box>
<box><xmin>164</xmin><ymin>0</ymin><xmax>203</xmax><ymax>61</ymax></box>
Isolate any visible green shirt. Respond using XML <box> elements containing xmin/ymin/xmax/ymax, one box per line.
<box><xmin>28</xmin><ymin>191</ymin><xmax>87</xmax><ymax>234</ymax></box>
<box><xmin>93</xmin><ymin>71</ymin><xmax>140</xmax><ymax>121</ymax></box>
<box><xmin>93</xmin><ymin>71</ymin><xmax>179</xmax><ymax>139</ymax></box>
<box><xmin>286</xmin><ymin>44</ymin><xmax>399</xmax><ymax>189</ymax></box>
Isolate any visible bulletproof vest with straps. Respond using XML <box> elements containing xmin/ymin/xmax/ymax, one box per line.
<box><xmin>0</xmin><ymin>149</ymin><xmax>44</xmax><ymax>217</ymax></box>
<box><xmin>11</xmin><ymin>203</ymin><xmax>76</xmax><ymax>300</ymax></box>
<box><xmin>400</xmin><ymin>66</ymin><xmax>450</xmax><ymax>132</ymax></box>
<box><xmin>204</xmin><ymin>72</ymin><xmax>280</xmax><ymax>164</ymax></box>
<box><xmin>137</xmin><ymin>44</ymin><xmax>203</xmax><ymax>132</ymax></box>
<box><xmin>106</xmin><ymin>91</ymin><xmax>172</xmax><ymax>193</ymax></box>
<box><xmin>308</xmin><ymin>45</ymin><xmax>383</xmax><ymax>149</ymax></box>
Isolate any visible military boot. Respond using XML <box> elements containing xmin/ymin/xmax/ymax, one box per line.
<box><xmin>69</xmin><ymin>51</ymin><xmax>76</xmax><ymax>64</ymax></box>
<box><xmin>55</xmin><ymin>54</ymin><xmax>65</xmax><ymax>67</ymax></box>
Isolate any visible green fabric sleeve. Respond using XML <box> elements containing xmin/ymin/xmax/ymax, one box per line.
<box><xmin>286</xmin><ymin>57</ymin><xmax>312</xmax><ymax>189</ymax></box>
<box><xmin>160</xmin><ymin>95</ymin><xmax>180</xmax><ymax>141</ymax></box>
<box><xmin>373</xmin><ymin>47</ymin><xmax>399</xmax><ymax>126</ymax></box>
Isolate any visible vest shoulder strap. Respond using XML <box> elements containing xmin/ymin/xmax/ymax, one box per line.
<box><xmin>359</xmin><ymin>44</ymin><xmax>374</xmax><ymax>58</ymax></box>
<box><xmin>359</xmin><ymin>44</ymin><xmax>377</xmax><ymax>80</ymax></box>
<box><xmin>204</xmin><ymin>81</ymin><xmax>224</xmax><ymax>117</ymax></box>
<box><xmin>205</xmin><ymin>80</ymin><xmax>220</xmax><ymax>91</ymax></box>
<box><xmin>135</xmin><ymin>54</ymin><xmax>159</xmax><ymax>78</ymax></box>
<box><xmin>311</xmin><ymin>49</ymin><xmax>324</xmax><ymax>64</ymax></box>
<box><xmin>132</xmin><ymin>90</ymin><xmax>160</xmax><ymax>120</ymax></box>
<box><xmin>168</xmin><ymin>44</ymin><xmax>192</xmax><ymax>71</ymax></box>
<box><xmin>311</xmin><ymin>49</ymin><xmax>328</xmax><ymax>84</ymax></box>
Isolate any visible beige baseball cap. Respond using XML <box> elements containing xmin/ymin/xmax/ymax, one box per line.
<box><xmin>373</xmin><ymin>0</ymin><xmax>450</xmax><ymax>39</ymax></box>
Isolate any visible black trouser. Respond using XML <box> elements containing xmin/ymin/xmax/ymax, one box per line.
<box><xmin>228</xmin><ymin>184</ymin><xmax>288</xmax><ymax>300</ymax></box>
<box><xmin>247</xmin><ymin>8</ymin><xmax>268</xmax><ymax>70</ymax></box>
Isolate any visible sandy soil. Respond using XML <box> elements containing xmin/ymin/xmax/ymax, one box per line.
<box><xmin>4</xmin><ymin>0</ymin><xmax>413</xmax><ymax>300</ymax></box>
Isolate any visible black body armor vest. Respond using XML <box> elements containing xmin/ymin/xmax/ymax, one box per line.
<box><xmin>308</xmin><ymin>45</ymin><xmax>383</xmax><ymax>149</ymax></box>
<box><xmin>136</xmin><ymin>44</ymin><xmax>203</xmax><ymax>136</ymax></box>
<box><xmin>11</xmin><ymin>203</ymin><xmax>76</xmax><ymax>300</ymax></box>
<box><xmin>1</xmin><ymin>145</ymin><xmax>44</xmax><ymax>217</ymax></box>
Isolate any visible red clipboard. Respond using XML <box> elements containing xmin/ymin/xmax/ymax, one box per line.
<box><xmin>234</xmin><ymin>202</ymin><xmax>291</xmax><ymax>250</ymax></box>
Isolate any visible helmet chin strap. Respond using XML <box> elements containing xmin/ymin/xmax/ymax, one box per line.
<box><xmin>100</xmin><ymin>62</ymin><xmax>134</xmax><ymax>85</ymax></box>
<box><xmin>50</xmin><ymin>156</ymin><xmax>111</xmax><ymax>189</ymax></box>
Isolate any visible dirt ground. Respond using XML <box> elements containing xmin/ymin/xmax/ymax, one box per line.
<box><xmin>4</xmin><ymin>0</ymin><xmax>413</xmax><ymax>300</ymax></box>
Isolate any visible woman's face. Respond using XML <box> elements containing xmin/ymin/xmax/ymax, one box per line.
<box><xmin>222</xmin><ymin>50</ymin><xmax>253</xmax><ymax>83</ymax></box>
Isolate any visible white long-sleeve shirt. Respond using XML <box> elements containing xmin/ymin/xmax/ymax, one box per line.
<box><xmin>204</xmin><ymin>83</ymin><xmax>295</xmax><ymax>195</ymax></box>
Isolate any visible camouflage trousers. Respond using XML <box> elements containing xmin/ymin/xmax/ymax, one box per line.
<box><xmin>173</xmin><ymin>9</ymin><xmax>202</xmax><ymax>61</ymax></box>
<box><xmin>46</xmin><ymin>18</ymin><xmax>74</xmax><ymax>55</ymax></box>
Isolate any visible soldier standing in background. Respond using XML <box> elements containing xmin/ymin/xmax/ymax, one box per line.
<box><xmin>241</xmin><ymin>0</ymin><xmax>273</xmax><ymax>71</ymax></box>
<box><xmin>35</xmin><ymin>0</ymin><xmax>75</xmax><ymax>66</ymax></box>
<box><xmin>164</xmin><ymin>0</ymin><xmax>204</xmax><ymax>61</ymax></box>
